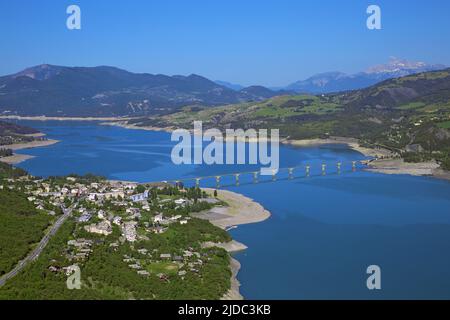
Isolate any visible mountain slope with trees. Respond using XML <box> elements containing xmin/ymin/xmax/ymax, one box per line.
<box><xmin>0</xmin><ymin>65</ymin><xmax>282</xmax><ymax>117</ymax></box>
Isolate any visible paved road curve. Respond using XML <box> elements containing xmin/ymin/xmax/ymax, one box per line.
<box><xmin>0</xmin><ymin>206</ymin><xmax>72</xmax><ymax>287</ymax></box>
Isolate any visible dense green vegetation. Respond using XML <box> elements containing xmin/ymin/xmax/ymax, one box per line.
<box><xmin>0</xmin><ymin>149</ymin><xmax>13</xmax><ymax>158</ymax></box>
<box><xmin>46</xmin><ymin>173</ymin><xmax>106</xmax><ymax>184</ymax></box>
<box><xmin>0</xmin><ymin>162</ymin><xmax>27</xmax><ymax>179</ymax></box>
<box><xmin>141</xmin><ymin>218</ymin><xmax>231</xmax><ymax>253</ymax></box>
<box><xmin>0</xmin><ymin>221</ymin><xmax>102</xmax><ymax>299</ymax></box>
<box><xmin>437</xmin><ymin>121</ymin><xmax>450</xmax><ymax>129</ymax></box>
<box><xmin>0</xmin><ymin>121</ymin><xmax>39</xmax><ymax>136</ymax></box>
<box><xmin>0</xmin><ymin>187</ymin><xmax>52</xmax><ymax>276</ymax></box>
<box><xmin>0</xmin><ymin>121</ymin><xmax>38</xmax><ymax>145</ymax></box>
<box><xmin>0</xmin><ymin>216</ymin><xmax>231</xmax><ymax>300</ymax></box>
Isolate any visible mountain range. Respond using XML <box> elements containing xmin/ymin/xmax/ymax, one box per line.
<box><xmin>284</xmin><ymin>58</ymin><xmax>446</xmax><ymax>94</ymax></box>
<box><xmin>0</xmin><ymin>65</ymin><xmax>286</xmax><ymax>117</ymax></box>
<box><xmin>216</xmin><ymin>58</ymin><xmax>446</xmax><ymax>94</ymax></box>
<box><xmin>0</xmin><ymin>58</ymin><xmax>446</xmax><ymax>117</ymax></box>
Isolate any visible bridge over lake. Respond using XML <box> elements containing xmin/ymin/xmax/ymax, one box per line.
<box><xmin>141</xmin><ymin>160</ymin><xmax>369</xmax><ymax>189</ymax></box>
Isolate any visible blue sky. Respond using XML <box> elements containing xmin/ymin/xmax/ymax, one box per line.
<box><xmin>1</xmin><ymin>0</ymin><xmax>450</xmax><ymax>86</ymax></box>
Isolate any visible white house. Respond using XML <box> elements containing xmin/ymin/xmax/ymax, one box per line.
<box><xmin>113</xmin><ymin>216</ymin><xmax>122</xmax><ymax>226</ymax></box>
<box><xmin>97</xmin><ymin>210</ymin><xmax>106</xmax><ymax>219</ymax></box>
<box><xmin>153</xmin><ymin>213</ymin><xmax>164</xmax><ymax>223</ymax></box>
<box><xmin>174</xmin><ymin>198</ymin><xmax>187</xmax><ymax>205</ymax></box>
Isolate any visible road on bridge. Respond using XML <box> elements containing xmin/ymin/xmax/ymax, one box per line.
<box><xmin>0</xmin><ymin>206</ymin><xmax>73</xmax><ymax>287</ymax></box>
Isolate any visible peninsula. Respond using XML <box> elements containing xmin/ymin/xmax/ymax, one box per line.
<box><xmin>0</xmin><ymin>162</ymin><xmax>270</xmax><ymax>300</ymax></box>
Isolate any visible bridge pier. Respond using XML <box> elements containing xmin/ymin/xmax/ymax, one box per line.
<box><xmin>167</xmin><ymin>161</ymin><xmax>357</xmax><ymax>190</ymax></box>
<box><xmin>253</xmin><ymin>172</ymin><xmax>259</xmax><ymax>183</ymax></box>
<box><xmin>288</xmin><ymin>168</ymin><xmax>294</xmax><ymax>179</ymax></box>
<box><xmin>215</xmin><ymin>176</ymin><xmax>221</xmax><ymax>188</ymax></box>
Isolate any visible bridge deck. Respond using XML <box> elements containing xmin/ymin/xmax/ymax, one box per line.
<box><xmin>140</xmin><ymin>160</ymin><xmax>366</xmax><ymax>186</ymax></box>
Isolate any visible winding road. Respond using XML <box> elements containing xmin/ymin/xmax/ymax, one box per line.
<box><xmin>0</xmin><ymin>206</ymin><xmax>72</xmax><ymax>287</ymax></box>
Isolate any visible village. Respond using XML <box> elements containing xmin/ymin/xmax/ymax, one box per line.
<box><xmin>1</xmin><ymin>174</ymin><xmax>228</xmax><ymax>285</ymax></box>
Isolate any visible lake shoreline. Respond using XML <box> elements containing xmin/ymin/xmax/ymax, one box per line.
<box><xmin>0</xmin><ymin>115</ymin><xmax>135</xmax><ymax>121</ymax></box>
<box><xmin>6</xmin><ymin>117</ymin><xmax>446</xmax><ymax>179</ymax></box>
<box><xmin>2</xmin><ymin>117</ymin><xmax>449</xmax><ymax>180</ymax></box>
<box><xmin>284</xmin><ymin>138</ymin><xmax>450</xmax><ymax>182</ymax></box>
<box><xmin>0</xmin><ymin>154</ymin><xmax>35</xmax><ymax>164</ymax></box>
<box><xmin>196</xmin><ymin>188</ymin><xmax>271</xmax><ymax>300</ymax></box>
<box><xmin>0</xmin><ymin>139</ymin><xmax>59</xmax><ymax>165</ymax></box>
<box><xmin>107</xmin><ymin>120</ymin><xmax>450</xmax><ymax>181</ymax></box>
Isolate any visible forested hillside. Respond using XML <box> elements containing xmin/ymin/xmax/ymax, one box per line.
<box><xmin>0</xmin><ymin>182</ymin><xmax>52</xmax><ymax>276</ymax></box>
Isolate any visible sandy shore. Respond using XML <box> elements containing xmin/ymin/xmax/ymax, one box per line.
<box><xmin>105</xmin><ymin>122</ymin><xmax>391</xmax><ymax>154</ymax></box>
<box><xmin>0</xmin><ymin>154</ymin><xmax>35</xmax><ymax>164</ymax></box>
<box><xmin>107</xmin><ymin>122</ymin><xmax>396</xmax><ymax>155</ymax></box>
<box><xmin>106</xmin><ymin>121</ymin><xmax>276</xmax><ymax>142</ymax></box>
<box><xmin>284</xmin><ymin>137</ymin><xmax>450</xmax><ymax>181</ymax></box>
<box><xmin>198</xmin><ymin>188</ymin><xmax>271</xmax><ymax>229</ymax></box>
<box><xmin>0</xmin><ymin>115</ymin><xmax>134</xmax><ymax>121</ymax></box>
<box><xmin>0</xmin><ymin>139</ymin><xmax>59</xmax><ymax>164</ymax></box>
<box><xmin>24</xmin><ymin>132</ymin><xmax>46</xmax><ymax>138</ymax></box>
<box><xmin>432</xmin><ymin>168</ymin><xmax>450</xmax><ymax>181</ymax></box>
<box><xmin>221</xmin><ymin>258</ymin><xmax>244</xmax><ymax>300</ymax></box>
<box><xmin>284</xmin><ymin>137</ymin><xmax>395</xmax><ymax>158</ymax></box>
<box><xmin>101</xmin><ymin>121</ymin><xmax>176</xmax><ymax>133</ymax></box>
<box><xmin>1</xmin><ymin>139</ymin><xmax>59</xmax><ymax>151</ymax></box>
<box><xmin>194</xmin><ymin>188</ymin><xmax>271</xmax><ymax>300</ymax></box>
<box><xmin>366</xmin><ymin>158</ymin><xmax>444</xmax><ymax>177</ymax></box>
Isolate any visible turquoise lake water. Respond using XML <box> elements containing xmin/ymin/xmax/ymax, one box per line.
<box><xmin>14</xmin><ymin>121</ymin><xmax>450</xmax><ymax>299</ymax></box>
